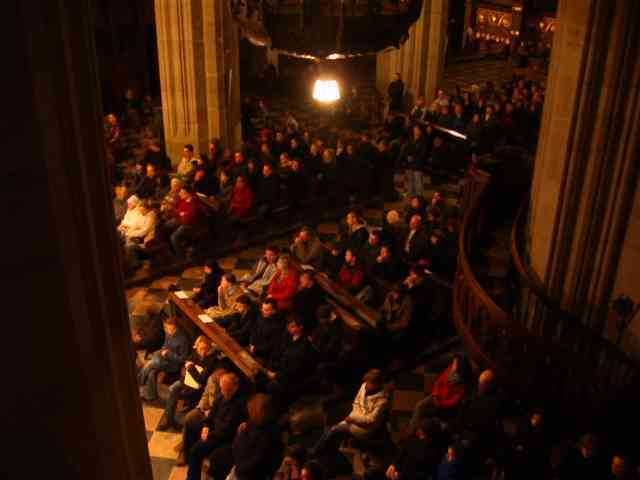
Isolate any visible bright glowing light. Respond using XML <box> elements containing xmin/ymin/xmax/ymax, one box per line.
<box><xmin>313</xmin><ymin>79</ymin><xmax>340</xmax><ymax>103</ymax></box>
<box><xmin>326</xmin><ymin>53</ymin><xmax>346</xmax><ymax>60</ymax></box>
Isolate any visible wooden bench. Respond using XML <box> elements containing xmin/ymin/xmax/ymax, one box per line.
<box><xmin>168</xmin><ymin>292</ymin><xmax>269</xmax><ymax>380</ymax></box>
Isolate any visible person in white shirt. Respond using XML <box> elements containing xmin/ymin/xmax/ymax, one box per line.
<box><xmin>119</xmin><ymin>200</ymin><xmax>157</xmax><ymax>269</ymax></box>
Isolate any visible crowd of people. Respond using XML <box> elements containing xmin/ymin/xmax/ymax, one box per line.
<box><xmin>117</xmin><ymin>76</ymin><xmax>636</xmax><ymax>479</ymax></box>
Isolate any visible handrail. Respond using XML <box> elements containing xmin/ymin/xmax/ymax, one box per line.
<box><xmin>510</xmin><ymin>195</ymin><xmax>640</xmax><ymax>374</ymax></box>
<box><xmin>453</xmin><ymin>171</ymin><xmax>638</xmax><ymax>418</ymax></box>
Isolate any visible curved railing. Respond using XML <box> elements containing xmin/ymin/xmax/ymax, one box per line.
<box><xmin>453</xmin><ymin>171</ymin><xmax>639</xmax><ymax>418</ymax></box>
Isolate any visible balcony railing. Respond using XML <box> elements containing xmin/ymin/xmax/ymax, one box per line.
<box><xmin>453</xmin><ymin>170</ymin><xmax>639</xmax><ymax>420</ymax></box>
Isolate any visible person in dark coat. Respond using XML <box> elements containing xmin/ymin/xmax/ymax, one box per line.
<box><xmin>249</xmin><ymin>299</ymin><xmax>286</xmax><ymax>364</ymax></box>
<box><xmin>293</xmin><ymin>271</ymin><xmax>325</xmax><ymax>333</ymax></box>
<box><xmin>186</xmin><ymin>372</ymin><xmax>246</xmax><ymax>480</ymax></box>
<box><xmin>402</xmin><ymin>214</ymin><xmax>430</xmax><ymax>265</ymax></box>
<box><xmin>375</xmin><ymin>138</ymin><xmax>397</xmax><ymax>201</ymax></box>
<box><xmin>385</xmin><ymin>419</ymin><xmax>445</xmax><ymax>480</ymax></box>
<box><xmin>557</xmin><ymin>433</ymin><xmax>609</xmax><ymax>480</ymax></box>
<box><xmin>217</xmin><ymin>294</ymin><xmax>258</xmax><ymax>346</ymax></box>
<box><xmin>371</xmin><ymin>245</ymin><xmax>407</xmax><ymax>284</ymax></box>
<box><xmin>320</xmin><ymin>241</ymin><xmax>344</xmax><ymax>279</ymax></box>
<box><xmin>255</xmin><ymin>162</ymin><xmax>280</xmax><ymax>220</ymax></box>
<box><xmin>192</xmin><ymin>259</ymin><xmax>224</xmax><ymax>308</ymax></box>
<box><xmin>265</xmin><ymin>316</ymin><xmax>317</xmax><ymax>407</ymax></box>
<box><xmin>402</xmin><ymin>124</ymin><xmax>428</xmax><ymax>197</ymax></box>
<box><xmin>435</xmin><ymin>443</ymin><xmax>469</xmax><ymax>480</ymax></box>
<box><xmin>342</xmin><ymin>211</ymin><xmax>369</xmax><ymax>255</ymax></box>
<box><xmin>157</xmin><ymin>335</ymin><xmax>218</xmax><ymax>431</ymax></box>
<box><xmin>228</xmin><ymin>394</ymin><xmax>283</xmax><ymax>480</ymax></box>
<box><xmin>388</xmin><ymin>73</ymin><xmax>405</xmax><ymax>112</ymax></box>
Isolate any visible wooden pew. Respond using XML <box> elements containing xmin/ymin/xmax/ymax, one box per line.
<box><xmin>168</xmin><ymin>292</ymin><xmax>269</xmax><ymax>380</ymax></box>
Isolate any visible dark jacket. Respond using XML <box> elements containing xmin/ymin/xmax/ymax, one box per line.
<box><xmin>344</xmin><ymin>225</ymin><xmax>369</xmax><ymax>255</ymax></box>
<box><xmin>193</xmin><ymin>268</ymin><xmax>224</xmax><ymax>308</ymax></box>
<box><xmin>402</xmin><ymin>228</ymin><xmax>430</xmax><ymax>264</ymax></box>
<box><xmin>312</xmin><ymin>318</ymin><xmax>344</xmax><ymax>360</ymax></box>
<box><xmin>372</xmin><ymin>256</ymin><xmax>407</xmax><ymax>284</ymax></box>
<box><xmin>256</xmin><ymin>173</ymin><xmax>280</xmax><ymax>207</ymax></box>
<box><xmin>393</xmin><ymin>438</ymin><xmax>443</xmax><ymax>480</ymax></box>
<box><xmin>270</xmin><ymin>335</ymin><xmax>316</xmax><ymax>385</ymax></box>
<box><xmin>232</xmin><ymin>422</ymin><xmax>282</xmax><ymax>480</ymax></box>
<box><xmin>293</xmin><ymin>283</ymin><xmax>325</xmax><ymax>332</ymax></box>
<box><xmin>161</xmin><ymin>329</ymin><xmax>190</xmax><ymax>365</ymax></box>
<box><xmin>403</xmin><ymin>137</ymin><xmax>428</xmax><ymax>170</ymax></box>
<box><xmin>203</xmin><ymin>391</ymin><xmax>246</xmax><ymax>443</ymax></box>
<box><xmin>435</xmin><ymin>457</ymin><xmax>468</xmax><ymax>480</ymax></box>
<box><xmin>218</xmin><ymin>305</ymin><xmax>258</xmax><ymax>346</ymax></box>
<box><xmin>249</xmin><ymin>313</ymin><xmax>286</xmax><ymax>362</ymax></box>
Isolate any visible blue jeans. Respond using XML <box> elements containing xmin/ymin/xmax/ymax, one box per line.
<box><xmin>405</xmin><ymin>169</ymin><xmax>424</xmax><ymax>196</ymax></box>
<box><xmin>311</xmin><ymin>421</ymin><xmax>352</xmax><ymax>457</ymax></box>
<box><xmin>170</xmin><ymin>225</ymin><xmax>193</xmax><ymax>259</ymax></box>
<box><xmin>164</xmin><ymin>380</ymin><xmax>183</xmax><ymax>423</ymax></box>
<box><xmin>137</xmin><ymin>352</ymin><xmax>180</xmax><ymax>400</ymax></box>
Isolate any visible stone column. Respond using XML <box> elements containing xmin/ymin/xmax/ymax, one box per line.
<box><xmin>375</xmin><ymin>0</ymin><xmax>448</xmax><ymax>103</ymax></box>
<box><xmin>4</xmin><ymin>0</ymin><xmax>152</xmax><ymax>478</ymax></box>
<box><xmin>155</xmin><ymin>0</ymin><xmax>242</xmax><ymax>164</ymax></box>
<box><xmin>528</xmin><ymin>0</ymin><xmax>640</xmax><ymax>333</ymax></box>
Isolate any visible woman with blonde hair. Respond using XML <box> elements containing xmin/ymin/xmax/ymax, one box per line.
<box><xmin>156</xmin><ymin>334</ymin><xmax>217</xmax><ymax>431</ymax></box>
<box><xmin>224</xmin><ymin>394</ymin><xmax>283</xmax><ymax>480</ymax></box>
<box><xmin>267</xmin><ymin>254</ymin><xmax>300</xmax><ymax>311</ymax></box>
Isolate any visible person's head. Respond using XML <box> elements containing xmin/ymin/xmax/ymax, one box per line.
<box><xmin>233</xmin><ymin>151</ymin><xmax>244</xmax><ymax>165</ymax></box>
<box><xmin>346</xmin><ymin>143</ymin><xmax>355</xmax><ymax>156</ymax></box>
<box><xmin>183</xmin><ymin>144</ymin><xmax>194</xmax><ymax>159</ymax></box>
<box><xmin>287</xmin><ymin>316</ymin><xmax>305</xmax><ymax>338</ymax></box>
<box><xmin>299</xmin><ymin>226</ymin><xmax>313</xmax><ymax>242</ymax></box>
<box><xmin>260</xmin><ymin>142</ymin><xmax>271</xmax><ymax>155</ymax></box>
<box><xmin>409</xmin><ymin>195</ymin><xmax>423</xmax><ymax>210</ymax></box>
<box><xmin>368</xmin><ymin>230</ymin><xmax>382</xmax><ymax>246</ymax></box>
<box><xmin>303</xmin><ymin>130</ymin><xmax>311</xmax><ymax>142</ymax></box>
<box><xmin>291</xmin><ymin>158</ymin><xmax>301</xmax><ymax>172</ymax></box>
<box><xmin>262</xmin><ymin>162</ymin><xmax>274</xmax><ymax>177</ymax></box>
<box><xmin>115</xmin><ymin>184</ymin><xmax>128</xmax><ymax>201</ymax></box>
<box><xmin>389</xmin><ymin>284</ymin><xmax>403</xmax><ymax>301</ymax></box>
<box><xmin>145</xmin><ymin>163</ymin><xmax>157</xmax><ymax>178</ymax></box>
<box><xmin>204</xmin><ymin>259</ymin><xmax>219</xmax><ymax>275</ymax></box>
<box><xmin>440</xmin><ymin>105</ymin><xmax>450</xmax><ymax>116</ymax></box>
<box><xmin>363</xmin><ymin>368</ymin><xmax>384</xmax><ymax>394</ymax></box>
<box><xmin>530</xmin><ymin>409</ymin><xmax>544</xmax><ymax>430</ymax></box>
<box><xmin>409</xmin><ymin>214</ymin><xmax>422</xmax><ymax>230</ymax></box>
<box><xmin>220</xmin><ymin>273</ymin><xmax>236</xmax><ymax>289</ymax></box>
<box><xmin>433</xmin><ymin>136</ymin><xmax>444</xmax><ymax>149</ymax></box>
<box><xmin>309</xmin><ymin>143</ymin><xmax>319</xmax><ymax>156</ymax></box>
<box><xmin>505</xmin><ymin>102</ymin><xmax>514</xmax><ymax>114</ymax></box>
<box><xmin>611</xmin><ymin>454</ymin><xmax>629</xmax><ymax>478</ymax></box>
<box><xmin>301</xmin><ymin>461</ymin><xmax>325</xmax><ymax>480</ymax></box>
<box><xmin>579</xmin><ymin>433</ymin><xmax>599</xmax><ymax>459</ymax></box>
<box><xmin>194</xmin><ymin>335</ymin><xmax>212</xmax><ymax>357</ymax></box>
<box><xmin>163</xmin><ymin>317</ymin><xmax>178</xmax><ymax>336</ymax></box>
<box><xmin>261</xmin><ymin>298</ymin><xmax>277</xmax><ymax>318</ymax></box>
<box><xmin>378</xmin><ymin>138</ymin><xmax>389</xmax><ymax>152</ymax></box>
<box><xmin>265</xmin><ymin>245</ymin><xmax>280</xmax><ymax>263</ymax></box>
<box><xmin>235</xmin><ymin>175</ymin><xmax>247</xmax><ymax>189</ymax></box>
<box><xmin>430</xmin><ymin>230</ymin><xmax>443</xmax><ymax>246</ymax></box>
<box><xmin>446</xmin><ymin>443</ymin><xmax>462</xmax><ymax>463</ymax></box>
<box><xmin>472</xmin><ymin>112</ymin><xmax>481</xmax><ymax>124</ymax></box>
<box><xmin>413</xmin><ymin>124</ymin><xmax>423</xmax><ymax>139</ymax></box>
<box><xmin>345</xmin><ymin>249</ymin><xmax>357</xmax><ymax>266</ymax></box>
<box><xmin>322</xmin><ymin>148</ymin><xmax>335</xmax><ymax>164</ymax></box>
<box><xmin>106</xmin><ymin>113</ymin><xmax>118</xmax><ymax>125</ymax></box>
<box><xmin>194</xmin><ymin>168</ymin><xmax>206</xmax><ymax>182</ymax></box>
<box><xmin>394</xmin><ymin>72</ymin><xmax>401</xmax><ymax>81</ymax></box>
<box><xmin>485</xmin><ymin>105</ymin><xmax>494</xmax><ymax>116</ymax></box>
<box><xmin>178</xmin><ymin>186</ymin><xmax>192</xmax><ymax>200</ymax></box>
<box><xmin>346</xmin><ymin>211</ymin><xmax>361</xmax><ymax>227</ymax></box>
<box><xmin>219</xmin><ymin>372</ymin><xmax>240</xmax><ymax>400</ymax></box>
<box><xmin>299</xmin><ymin>271</ymin><xmax>315</xmax><ymax>289</ymax></box>
<box><xmin>126</xmin><ymin>195</ymin><xmax>140</xmax><ymax>210</ymax></box>
<box><xmin>291</xmin><ymin>137</ymin><xmax>299</xmax><ymax>150</ymax></box>
<box><xmin>279</xmin><ymin>152</ymin><xmax>291</xmax><ymax>165</ymax></box>
<box><xmin>431</xmin><ymin>191</ymin><xmax>442</xmax><ymax>205</ymax></box>
<box><xmin>170</xmin><ymin>177</ymin><xmax>183</xmax><ymax>193</ymax></box>
<box><xmin>137</xmin><ymin>200</ymin><xmax>150</xmax><ymax>215</ymax></box>
<box><xmin>275</xmin><ymin>131</ymin><xmax>285</xmax><ymax>143</ymax></box>
<box><xmin>209</xmin><ymin>139</ymin><xmax>220</xmax><ymax>154</ymax></box>
<box><xmin>407</xmin><ymin>266</ymin><xmax>425</xmax><ymax>285</ymax></box>
<box><xmin>233</xmin><ymin>294</ymin><xmax>251</xmax><ymax>314</ymax></box>
<box><xmin>416</xmin><ymin>95</ymin><xmax>425</xmax><ymax>107</ymax></box>
<box><xmin>478</xmin><ymin>369</ymin><xmax>496</xmax><ymax>394</ymax></box>
<box><xmin>247</xmin><ymin>393</ymin><xmax>273</xmax><ymax>426</ymax></box>
<box><xmin>380</xmin><ymin>245</ymin><xmax>393</xmax><ymax>261</ymax></box>
<box><xmin>276</xmin><ymin>254</ymin><xmax>290</xmax><ymax>272</ymax></box>
<box><xmin>386</xmin><ymin>209</ymin><xmax>401</xmax><ymax>225</ymax></box>
<box><xmin>454</xmin><ymin>103</ymin><xmax>464</xmax><ymax>116</ymax></box>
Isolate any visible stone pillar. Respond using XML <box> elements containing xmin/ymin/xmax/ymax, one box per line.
<box><xmin>4</xmin><ymin>1</ymin><xmax>152</xmax><ymax>478</ymax></box>
<box><xmin>375</xmin><ymin>0</ymin><xmax>448</xmax><ymax>104</ymax></box>
<box><xmin>155</xmin><ymin>0</ymin><xmax>242</xmax><ymax>164</ymax></box>
<box><xmin>528</xmin><ymin>0</ymin><xmax>640</xmax><ymax>332</ymax></box>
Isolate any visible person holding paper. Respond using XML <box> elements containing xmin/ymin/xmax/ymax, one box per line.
<box><xmin>205</xmin><ymin>273</ymin><xmax>241</xmax><ymax>320</ymax></box>
<box><xmin>138</xmin><ymin>317</ymin><xmax>189</xmax><ymax>401</ymax></box>
<box><xmin>192</xmin><ymin>259</ymin><xmax>224</xmax><ymax>308</ymax></box>
<box><xmin>157</xmin><ymin>335</ymin><xmax>218</xmax><ymax>431</ymax></box>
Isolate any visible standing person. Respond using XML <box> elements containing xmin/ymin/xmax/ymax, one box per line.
<box><xmin>375</xmin><ymin>139</ymin><xmax>397</xmax><ymax>202</ymax></box>
<box><xmin>388</xmin><ymin>73</ymin><xmax>405</xmax><ymax>113</ymax></box>
<box><xmin>402</xmin><ymin>125</ymin><xmax>428</xmax><ymax>197</ymax></box>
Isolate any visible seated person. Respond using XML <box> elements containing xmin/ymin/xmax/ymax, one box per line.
<box><xmin>379</xmin><ymin>285</ymin><xmax>414</xmax><ymax>340</ymax></box>
<box><xmin>255</xmin><ymin>162</ymin><xmax>280</xmax><ymax>220</ymax></box>
<box><xmin>273</xmin><ymin>444</ymin><xmax>308</xmax><ymax>480</ymax></box>
<box><xmin>382</xmin><ymin>209</ymin><xmax>407</xmax><ymax>255</ymax></box>
<box><xmin>320</xmin><ymin>241</ymin><xmax>343</xmax><ymax>278</ymax></box>
<box><xmin>290</xmin><ymin>226</ymin><xmax>324</xmax><ymax>267</ymax></box>
<box><xmin>385</xmin><ymin>419</ymin><xmax>445</xmax><ymax>480</ymax></box>
<box><xmin>435</xmin><ymin>443</ymin><xmax>468</xmax><ymax>480</ymax></box>
<box><xmin>239</xmin><ymin>245</ymin><xmax>280</xmax><ymax>298</ymax></box>
<box><xmin>186</xmin><ymin>372</ymin><xmax>245</xmax><ymax>480</ymax></box>
<box><xmin>338</xmin><ymin>249</ymin><xmax>373</xmax><ymax>304</ymax></box>
<box><xmin>557</xmin><ymin>433</ymin><xmax>609</xmax><ymax>480</ymax></box>
<box><xmin>205</xmin><ymin>273</ymin><xmax>241</xmax><ymax>319</ymax></box>
<box><xmin>117</xmin><ymin>195</ymin><xmax>141</xmax><ymax>238</ymax></box>
<box><xmin>157</xmin><ymin>335</ymin><xmax>218</xmax><ymax>431</ymax></box>
<box><xmin>164</xmin><ymin>186</ymin><xmax>201</xmax><ymax>259</ymax></box>
<box><xmin>136</xmin><ymin>163</ymin><xmax>167</xmax><ymax>200</ymax></box>
<box><xmin>265</xmin><ymin>316</ymin><xmax>316</xmax><ymax>406</ymax></box>
<box><xmin>120</xmin><ymin>200</ymin><xmax>157</xmax><ymax>268</ymax></box>
<box><xmin>192</xmin><ymin>167</ymin><xmax>219</xmax><ymax>197</ymax></box>
<box><xmin>129</xmin><ymin>305</ymin><xmax>164</xmax><ymax>356</ymax></box>
<box><xmin>138</xmin><ymin>317</ymin><xmax>189</xmax><ymax>401</ymax></box>
<box><xmin>160</xmin><ymin>178</ymin><xmax>183</xmax><ymax>221</ymax></box>
<box><xmin>404</xmin><ymin>195</ymin><xmax>427</xmax><ymax>225</ymax></box>
<box><xmin>408</xmin><ymin>354</ymin><xmax>471</xmax><ymax>434</ymax></box>
<box><xmin>228</xmin><ymin>175</ymin><xmax>254</xmax><ymax>219</ymax></box>
<box><xmin>176</xmin><ymin>144</ymin><xmax>197</xmax><ymax>181</ymax></box>
<box><xmin>341</xmin><ymin>211</ymin><xmax>369</xmax><ymax>255</ymax></box>
<box><xmin>177</xmin><ymin>367</ymin><xmax>228</xmax><ymax>466</ymax></box>
<box><xmin>266</xmin><ymin>254</ymin><xmax>300</xmax><ymax>312</ymax></box>
<box><xmin>504</xmin><ymin>409</ymin><xmax>551</xmax><ymax>480</ymax></box>
<box><xmin>217</xmin><ymin>294</ymin><xmax>257</xmax><ymax>346</ymax></box>
<box><xmin>113</xmin><ymin>184</ymin><xmax>128</xmax><ymax>224</ymax></box>
<box><xmin>311</xmin><ymin>369</ymin><xmax>390</xmax><ymax>457</ymax></box>
<box><xmin>360</xmin><ymin>229</ymin><xmax>384</xmax><ymax>272</ymax></box>
<box><xmin>293</xmin><ymin>271</ymin><xmax>325</xmax><ymax>332</ymax></box>
<box><xmin>424</xmin><ymin>229</ymin><xmax>449</xmax><ymax>276</ymax></box>
<box><xmin>226</xmin><ymin>394</ymin><xmax>283</xmax><ymax>480</ymax></box>
<box><xmin>372</xmin><ymin>245</ymin><xmax>407</xmax><ymax>284</ymax></box>
<box><xmin>285</xmin><ymin>158</ymin><xmax>309</xmax><ymax>210</ymax></box>
<box><xmin>402</xmin><ymin>214</ymin><xmax>429</xmax><ymax>265</ymax></box>
<box><xmin>192</xmin><ymin>259</ymin><xmax>224</xmax><ymax>309</ymax></box>
<box><xmin>249</xmin><ymin>299</ymin><xmax>286</xmax><ymax>363</ymax></box>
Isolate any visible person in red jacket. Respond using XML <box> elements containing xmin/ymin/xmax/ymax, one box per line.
<box><xmin>408</xmin><ymin>354</ymin><xmax>471</xmax><ymax>434</ymax></box>
<box><xmin>165</xmin><ymin>186</ymin><xmax>201</xmax><ymax>258</ymax></box>
<box><xmin>228</xmin><ymin>175</ymin><xmax>254</xmax><ymax>219</ymax></box>
<box><xmin>267</xmin><ymin>255</ymin><xmax>299</xmax><ymax>311</ymax></box>
<box><xmin>338</xmin><ymin>248</ymin><xmax>374</xmax><ymax>304</ymax></box>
